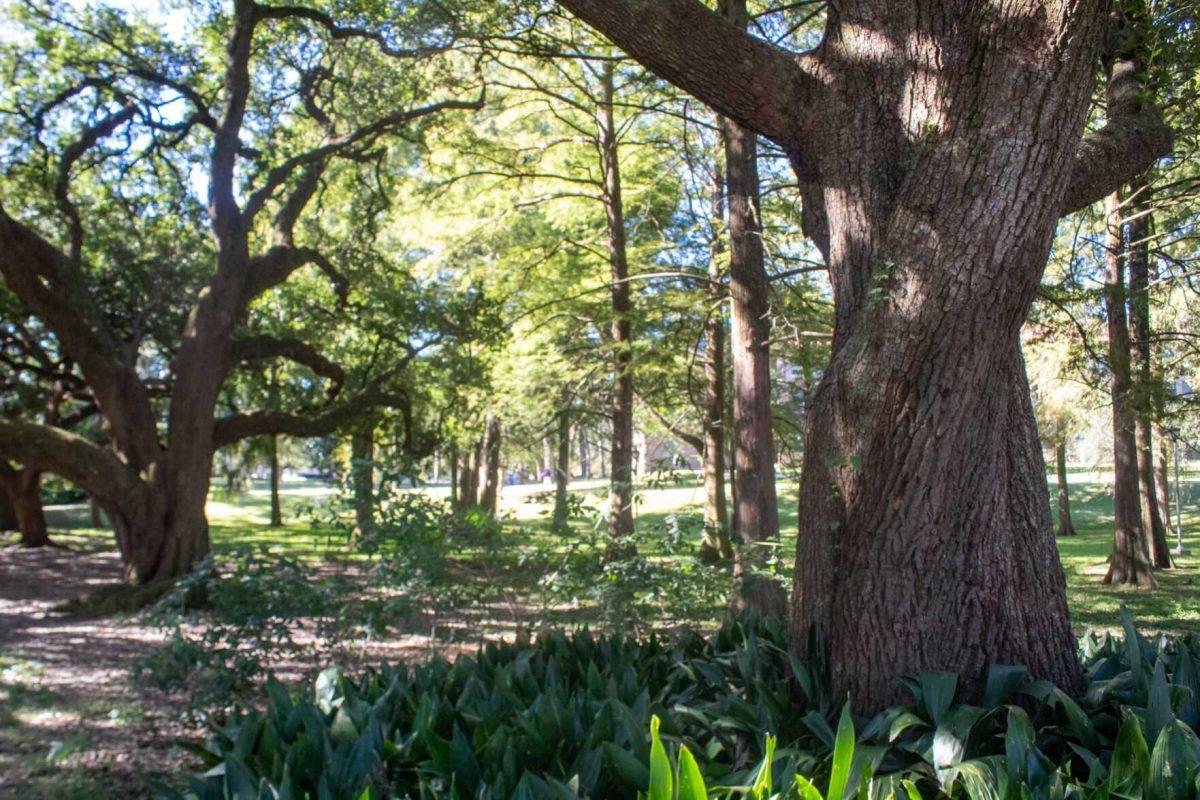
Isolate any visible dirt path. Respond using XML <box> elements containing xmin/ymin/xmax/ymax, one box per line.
<box><xmin>0</xmin><ymin>537</ymin><xmax>538</xmax><ymax>799</ymax></box>
<box><xmin>0</xmin><ymin>541</ymin><xmax>188</xmax><ymax>797</ymax></box>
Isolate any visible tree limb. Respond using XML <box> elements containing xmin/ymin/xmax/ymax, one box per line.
<box><xmin>228</xmin><ymin>333</ymin><xmax>346</xmax><ymax>394</ymax></box>
<box><xmin>212</xmin><ymin>385</ymin><xmax>408</xmax><ymax>446</ymax></box>
<box><xmin>243</xmin><ymin>245</ymin><xmax>349</xmax><ymax>305</ymax></box>
<box><xmin>554</xmin><ymin>0</ymin><xmax>816</xmax><ymax>148</ymax></box>
<box><xmin>0</xmin><ymin>204</ymin><xmax>161</xmax><ymax>468</ymax></box>
<box><xmin>0</xmin><ymin>420</ymin><xmax>141</xmax><ymax>503</ymax></box>
<box><xmin>1060</xmin><ymin>50</ymin><xmax>1172</xmax><ymax>216</ymax></box>
<box><xmin>241</xmin><ymin>95</ymin><xmax>485</xmax><ymax>225</ymax></box>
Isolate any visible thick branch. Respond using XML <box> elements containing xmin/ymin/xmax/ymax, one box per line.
<box><xmin>242</xmin><ymin>245</ymin><xmax>349</xmax><ymax>305</ymax></box>
<box><xmin>1060</xmin><ymin>56</ymin><xmax>1172</xmax><ymax>216</ymax></box>
<box><xmin>0</xmin><ymin>420</ymin><xmax>140</xmax><ymax>503</ymax></box>
<box><xmin>228</xmin><ymin>333</ymin><xmax>346</xmax><ymax>393</ymax></box>
<box><xmin>555</xmin><ymin>0</ymin><xmax>814</xmax><ymax>147</ymax></box>
<box><xmin>212</xmin><ymin>386</ymin><xmax>407</xmax><ymax>446</ymax></box>
<box><xmin>1061</xmin><ymin>116</ymin><xmax>1172</xmax><ymax>215</ymax></box>
<box><xmin>256</xmin><ymin>3</ymin><xmax>455</xmax><ymax>58</ymax></box>
<box><xmin>0</xmin><ymin>205</ymin><xmax>161</xmax><ymax>467</ymax></box>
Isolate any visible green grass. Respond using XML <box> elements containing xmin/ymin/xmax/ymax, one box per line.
<box><xmin>12</xmin><ymin>473</ymin><xmax>1200</xmax><ymax>637</ymax></box>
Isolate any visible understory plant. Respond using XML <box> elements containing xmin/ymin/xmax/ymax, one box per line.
<box><xmin>168</xmin><ymin>609</ymin><xmax>1200</xmax><ymax>799</ymax></box>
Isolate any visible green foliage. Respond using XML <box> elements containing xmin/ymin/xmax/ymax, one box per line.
<box><xmin>170</xmin><ymin>611</ymin><xmax>1200</xmax><ymax>799</ymax></box>
<box><xmin>528</xmin><ymin>511</ymin><xmax>731</xmax><ymax>631</ymax></box>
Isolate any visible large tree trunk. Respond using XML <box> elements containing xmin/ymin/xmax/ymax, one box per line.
<box><xmin>123</xmin><ymin>474</ymin><xmax>211</xmax><ymax>584</ymax></box>
<box><xmin>779</xmin><ymin>16</ymin><xmax>1105</xmax><ymax>708</ymax></box>
<box><xmin>351</xmin><ymin>427</ymin><xmax>375</xmax><ymax>538</ymax></box>
<box><xmin>1104</xmin><ymin>190</ymin><xmax>1156</xmax><ymax>587</ymax></box>
<box><xmin>599</xmin><ymin>60</ymin><xmax>635</xmax><ymax>542</ymax></box>
<box><xmin>268</xmin><ymin>434</ymin><xmax>283</xmax><ymax>527</ymax></box>
<box><xmin>0</xmin><ymin>484</ymin><xmax>16</xmax><ymax>533</ymax></box>
<box><xmin>479</xmin><ymin>413</ymin><xmax>502</xmax><ymax>515</ymax></box>
<box><xmin>1055</xmin><ymin>442</ymin><xmax>1077</xmax><ymax>537</ymax></box>
<box><xmin>0</xmin><ymin>468</ymin><xmax>50</xmax><ymax>548</ymax></box>
<box><xmin>718</xmin><ymin>0</ymin><xmax>785</xmax><ymax>616</ymax></box>
<box><xmin>1126</xmin><ymin>176</ymin><xmax>1171</xmax><ymax>568</ymax></box>
<box><xmin>552</xmin><ymin>398</ymin><xmax>572</xmax><ymax>532</ymax></box>
<box><xmin>700</xmin><ymin>154</ymin><xmax>732</xmax><ymax>563</ymax></box>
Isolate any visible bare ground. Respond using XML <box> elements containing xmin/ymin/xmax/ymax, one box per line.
<box><xmin>0</xmin><ymin>538</ymin><xmax>530</xmax><ymax>799</ymax></box>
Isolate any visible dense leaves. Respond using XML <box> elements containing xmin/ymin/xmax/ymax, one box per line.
<box><xmin>172</xmin><ymin>612</ymin><xmax>1200</xmax><ymax>799</ymax></box>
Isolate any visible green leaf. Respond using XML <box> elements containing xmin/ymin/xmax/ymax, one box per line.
<box><xmin>982</xmin><ymin>665</ymin><xmax>1028</xmax><ymax>709</ymax></box>
<box><xmin>827</xmin><ymin>702</ymin><xmax>855</xmax><ymax>800</ymax></box>
<box><xmin>1004</xmin><ymin>706</ymin><xmax>1034</xmax><ymax>784</ymax></box>
<box><xmin>750</xmin><ymin>732</ymin><xmax>776</xmax><ymax>799</ymax></box>
<box><xmin>676</xmin><ymin>745</ymin><xmax>707</xmax><ymax>800</ymax></box>
<box><xmin>1147</xmin><ymin>658</ymin><xmax>1174</xmax><ymax>747</ymax></box>
<box><xmin>1171</xmin><ymin>642</ymin><xmax>1200</xmax><ymax>729</ymax></box>
<box><xmin>648</xmin><ymin>716</ymin><xmax>672</xmax><ymax>800</ymax></box>
<box><xmin>1146</xmin><ymin>719</ymin><xmax>1200</xmax><ymax>800</ymax></box>
<box><xmin>1109</xmin><ymin>712</ymin><xmax>1150</xmax><ymax>793</ymax></box>
<box><xmin>604</xmin><ymin>742</ymin><xmax>650</xmax><ymax>793</ymax></box>
<box><xmin>1120</xmin><ymin>606</ymin><xmax>1146</xmax><ymax>703</ymax></box>
<box><xmin>791</xmin><ymin>774</ymin><xmax>824</xmax><ymax>800</ymax></box>
<box><xmin>918</xmin><ymin>672</ymin><xmax>958</xmax><ymax>725</ymax></box>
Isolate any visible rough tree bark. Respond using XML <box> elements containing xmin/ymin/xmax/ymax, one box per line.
<box><xmin>718</xmin><ymin>0</ymin><xmax>786</xmax><ymax>618</ymax></box>
<box><xmin>479</xmin><ymin>413</ymin><xmax>502</xmax><ymax>515</ymax></box>
<box><xmin>1105</xmin><ymin>189</ymin><xmax>1156</xmax><ymax>587</ymax></box>
<box><xmin>351</xmin><ymin>426</ymin><xmax>375</xmax><ymax>538</ymax></box>
<box><xmin>579</xmin><ymin>426</ymin><xmax>591</xmax><ymax>479</ymax></box>
<box><xmin>268</xmin><ymin>434</ymin><xmax>283</xmax><ymax>527</ymax></box>
<box><xmin>460</xmin><ymin>439</ymin><xmax>482</xmax><ymax>509</ymax></box>
<box><xmin>0</xmin><ymin>487</ymin><xmax>16</xmax><ymax>533</ymax></box>
<box><xmin>1155</xmin><ymin>426</ymin><xmax>1173</xmax><ymax>531</ymax></box>
<box><xmin>699</xmin><ymin>159</ymin><xmax>732</xmax><ymax>563</ymax></box>
<box><xmin>552</xmin><ymin>396</ymin><xmax>572</xmax><ymax>532</ymax></box>
<box><xmin>558</xmin><ymin>0</ymin><xmax>1171</xmax><ymax>709</ymax></box>
<box><xmin>599</xmin><ymin>59</ymin><xmax>636</xmax><ymax>542</ymax></box>
<box><xmin>449</xmin><ymin>442</ymin><xmax>460</xmax><ymax>506</ymax></box>
<box><xmin>0</xmin><ymin>466</ymin><xmax>49</xmax><ymax>548</ymax></box>
<box><xmin>1126</xmin><ymin>175</ymin><xmax>1171</xmax><ymax>567</ymax></box>
<box><xmin>1055</xmin><ymin>443</ymin><xmax>1077</xmax><ymax>537</ymax></box>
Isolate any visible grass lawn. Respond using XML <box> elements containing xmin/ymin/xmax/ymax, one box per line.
<box><xmin>19</xmin><ymin>471</ymin><xmax>1200</xmax><ymax>637</ymax></box>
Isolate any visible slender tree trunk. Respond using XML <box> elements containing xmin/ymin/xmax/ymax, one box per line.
<box><xmin>268</xmin><ymin>434</ymin><xmax>283</xmax><ymax>527</ymax></box>
<box><xmin>1055</xmin><ymin>442</ymin><xmax>1077</xmax><ymax>537</ymax></box>
<box><xmin>579</xmin><ymin>426</ymin><xmax>591</xmax><ymax>479</ymax></box>
<box><xmin>461</xmin><ymin>439</ymin><xmax>481</xmax><ymax>509</ymax></box>
<box><xmin>718</xmin><ymin>0</ymin><xmax>784</xmax><ymax>616</ymax></box>
<box><xmin>351</xmin><ymin>427</ymin><xmax>375</xmax><ymax>538</ymax></box>
<box><xmin>1127</xmin><ymin>176</ymin><xmax>1171</xmax><ymax>568</ymax></box>
<box><xmin>552</xmin><ymin>398</ymin><xmax>572</xmax><ymax>532</ymax></box>
<box><xmin>449</xmin><ymin>443</ymin><xmax>460</xmax><ymax>506</ymax></box>
<box><xmin>599</xmin><ymin>60</ymin><xmax>635</xmax><ymax>543</ymax></box>
<box><xmin>700</xmin><ymin>161</ymin><xmax>732</xmax><ymax>563</ymax></box>
<box><xmin>1104</xmin><ymin>190</ymin><xmax>1156</xmax><ymax>586</ymax></box>
<box><xmin>1155</xmin><ymin>426</ymin><xmax>1173</xmax><ymax>533</ymax></box>
<box><xmin>479</xmin><ymin>413</ymin><xmax>502</xmax><ymax>515</ymax></box>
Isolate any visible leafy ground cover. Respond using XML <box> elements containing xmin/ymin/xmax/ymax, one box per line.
<box><xmin>0</xmin><ymin>473</ymin><xmax>1198</xmax><ymax>798</ymax></box>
